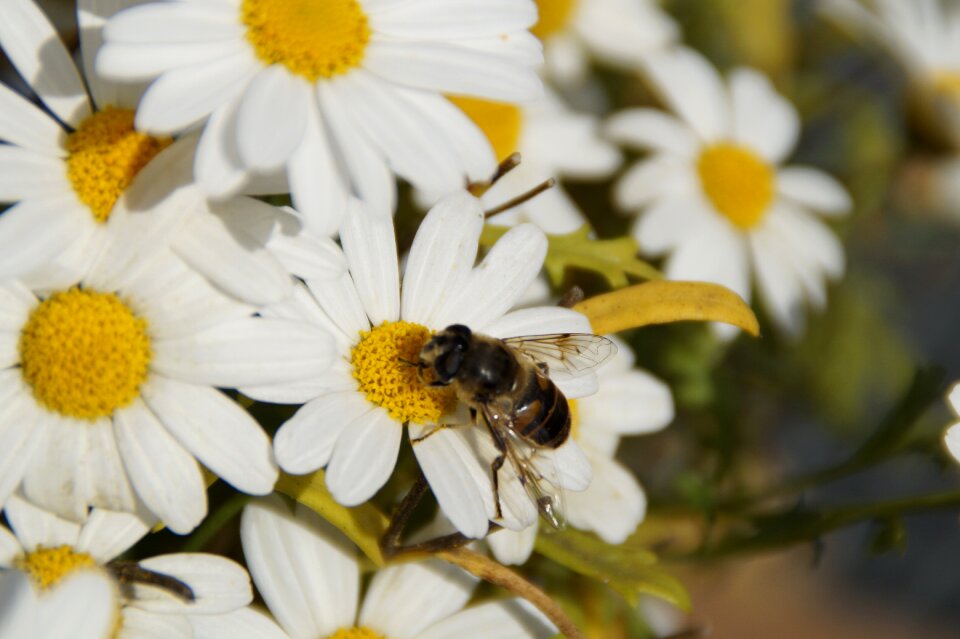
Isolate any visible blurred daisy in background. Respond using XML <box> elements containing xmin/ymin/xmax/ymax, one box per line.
<box><xmin>532</xmin><ymin>0</ymin><xmax>678</xmax><ymax>86</ymax></box>
<box><xmin>97</xmin><ymin>0</ymin><xmax>545</xmax><ymax>233</ymax></box>
<box><xmin>819</xmin><ymin>0</ymin><xmax>960</xmax><ymax>147</ymax></box>
<box><xmin>0</xmin><ymin>0</ymin><xmax>295</xmax><ymax>305</ymax></box>
<box><xmin>488</xmin><ymin>337</ymin><xmax>674</xmax><ymax>565</ymax></box>
<box><xmin>245</xmin><ymin>192</ymin><xmax>594</xmax><ymax>538</ymax></box>
<box><xmin>0</xmin><ymin>496</ymin><xmax>252</xmax><ymax>638</ymax></box>
<box><xmin>0</xmin><ymin>249</ymin><xmax>334</xmax><ymax>532</ymax></box>
<box><xmin>189</xmin><ymin>496</ymin><xmax>555</xmax><ymax>639</ymax></box>
<box><xmin>606</xmin><ymin>47</ymin><xmax>852</xmax><ymax>337</ymax></box>
<box><xmin>943</xmin><ymin>382</ymin><xmax>960</xmax><ymax>463</ymax></box>
<box><xmin>442</xmin><ymin>91</ymin><xmax>621</xmax><ymax>234</ymax></box>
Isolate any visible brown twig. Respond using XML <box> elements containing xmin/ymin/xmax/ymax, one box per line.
<box><xmin>437</xmin><ymin>546</ymin><xmax>586</xmax><ymax>639</ymax></box>
<box><xmin>484</xmin><ymin>178</ymin><xmax>556</xmax><ymax>219</ymax></box>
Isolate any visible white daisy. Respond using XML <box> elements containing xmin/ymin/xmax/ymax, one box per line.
<box><xmin>246</xmin><ymin>192</ymin><xmax>594</xmax><ymax>538</ymax></box>
<box><xmin>487</xmin><ymin>336</ymin><xmax>674</xmax><ymax>565</ymax></box>
<box><xmin>0</xmin><ymin>245</ymin><xmax>335</xmax><ymax>533</ymax></box>
<box><xmin>0</xmin><ymin>570</ymin><xmax>116</xmax><ymax>639</ymax></box>
<box><xmin>96</xmin><ymin>0</ymin><xmax>545</xmax><ymax>233</ymax></box>
<box><xmin>429</xmin><ymin>90</ymin><xmax>621</xmax><ymax>234</ymax></box>
<box><xmin>531</xmin><ymin>0</ymin><xmax>678</xmax><ymax>86</ymax></box>
<box><xmin>943</xmin><ymin>382</ymin><xmax>960</xmax><ymax>463</ymax></box>
<box><xmin>606</xmin><ymin>47</ymin><xmax>853</xmax><ymax>337</ymax></box>
<box><xmin>819</xmin><ymin>0</ymin><xmax>960</xmax><ymax>146</ymax></box>
<box><xmin>0</xmin><ymin>0</ymin><xmax>297</xmax><ymax>305</ymax></box>
<box><xmin>0</xmin><ymin>496</ymin><xmax>252</xmax><ymax>639</ymax></box>
<box><xmin>189</xmin><ymin>496</ymin><xmax>556</xmax><ymax>639</ymax></box>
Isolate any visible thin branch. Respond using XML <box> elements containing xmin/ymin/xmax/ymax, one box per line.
<box><xmin>485</xmin><ymin>178</ymin><xmax>556</xmax><ymax>219</ymax></box>
<box><xmin>437</xmin><ymin>547</ymin><xmax>586</xmax><ymax>639</ymax></box>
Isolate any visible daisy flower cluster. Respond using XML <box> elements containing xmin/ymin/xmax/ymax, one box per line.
<box><xmin>5</xmin><ymin>0</ymin><xmax>927</xmax><ymax>636</ymax></box>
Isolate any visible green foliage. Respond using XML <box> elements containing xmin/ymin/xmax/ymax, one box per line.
<box><xmin>535</xmin><ymin>527</ymin><xmax>691</xmax><ymax>612</ymax></box>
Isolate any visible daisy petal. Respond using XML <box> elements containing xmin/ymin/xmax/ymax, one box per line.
<box><xmin>241</xmin><ymin>496</ymin><xmax>358</xmax><ymax>639</ymax></box>
<box><xmin>0</xmin><ymin>526</ymin><xmax>21</xmax><ymax>567</ymax></box>
<box><xmin>76</xmin><ymin>509</ymin><xmax>150</xmax><ymax>564</ymax></box>
<box><xmin>102</xmin><ymin>2</ymin><xmax>242</xmax><ymax>45</ymax></box>
<box><xmin>142</xmin><ymin>376</ymin><xmax>277</xmax><ymax>495</ymax></box>
<box><xmin>0</xmin><ymin>394</ymin><xmax>41</xmax><ymax>508</ymax></box>
<box><xmin>581</xmin><ymin>369</ymin><xmax>674</xmax><ymax>435</ymax></box>
<box><xmin>542</xmin><ymin>439</ymin><xmax>592</xmax><ymax>491</ymax></box>
<box><xmin>401</xmin><ymin>191</ymin><xmax>484</xmax><ymax>325</ymax></box>
<box><xmin>565</xmin><ymin>458</ymin><xmax>646</xmax><ymax>545</ymax></box>
<box><xmin>119</xmin><ymin>608</ymin><xmax>192</xmax><ymax>639</ymax></box>
<box><xmin>777</xmin><ymin>167</ymin><xmax>853</xmax><ymax>216</ymax></box>
<box><xmin>630</xmin><ymin>192</ymin><xmax>700</xmax><ymax>255</ymax></box>
<box><xmin>749</xmin><ymin>226</ymin><xmax>805</xmax><ymax>335</ymax></box>
<box><xmin>81</xmin><ymin>418</ymin><xmax>136</xmax><ymax>513</ymax></box>
<box><xmin>195</xmin><ymin>99</ymin><xmax>248</xmax><ymax>199</ymax></box>
<box><xmin>486</xmin><ymin>525</ymin><xmax>537</xmax><ymax>566</ymax></box>
<box><xmin>188</xmin><ymin>607</ymin><xmax>290</xmax><ymax>639</ymax></box>
<box><xmin>359</xmin><ymin>560</ymin><xmax>477</xmax><ymax>639</ymax></box>
<box><xmin>0</xmin><ymin>82</ymin><xmax>66</xmax><ymax>154</ymax></box>
<box><xmin>730</xmin><ymin>68</ymin><xmax>799</xmax><ymax>164</ymax></box>
<box><xmin>0</xmin><ymin>145</ymin><xmax>73</xmax><ymax>201</ymax></box>
<box><xmin>135</xmin><ymin>553</ymin><xmax>252</xmax><ymax>614</ymax></box>
<box><xmin>946</xmin><ymin>422</ymin><xmax>960</xmax><ymax>463</ymax></box>
<box><xmin>643</xmin><ymin>47</ymin><xmax>730</xmax><ymax>142</ymax></box>
<box><xmin>21</xmin><ymin>411</ymin><xmax>90</xmax><ymax>522</ymax></box>
<box><xmin>4</xmin><ymin>495</ymin><xmax>80</xmax><ymax>552</ymax></box>
<box><xmin>0</xmin><ymin>196</ymin><xmax>89</xmax><ymax>281</ymax></box>
<box><xmin>416</xmin><ymin>600</ymin><xmax>556</xmax><ymax>639</ymax></box>
<box><xmin>665</xmin><ymin>213</ymin><xmax>751</xmax><ymax>301</ymax></box>
<box><xmin>326</xmin><ymin>409</ymin><xmax>402</xmax><ymax>506</ymax></box>
<box><xmin>483</xmin><ymin>306</ymin><xmax>592</xmax><ymax>339</ymax></box>
<box><xmin>0</xmin><ymin>0</ymin><xmax>92</xmax><ymax>126</ymax></box>
<box><xmin>236</xmin><ymin>66</ymin><xmax>310</xmax><ymax>171</ymax></box>
<box><xmin>97</xmin><ymin>39</ymin><xmax>248</xmax><ymax>83</ymax></box>
<box><xmin>274</xmin><ymin>391</ymin><xmax>374</xmax><ymax>475</ymax></box>
<box><xmin>613</xmin><ymin>155</ymin><xmax>695</xmax><ymax>213</ymax></box>
<box><xmin>371</xmin><ymin>0</ymin><xmax>536</xmax><ymax>39</ymax></box>
<box><xmin>604</xmin><ymin>109</ymin><xmax>698</xmax><ymax>157</ymax></box>
<box><xmin>114</xmin><ymin>399</ymin><xmax>207</xmax><ymax>535</ymax></box>
<box><xmin>433</xmin><ymin>224</ymin><xmax>547</xmax><ymax>330</ymax></box>
<box><xmin>339</xmin><ymin>199</ymin><xmax>400</xmax><ymax>325</ymax></box>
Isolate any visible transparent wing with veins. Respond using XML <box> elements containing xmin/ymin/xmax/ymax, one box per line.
<box><xmin>502</xmin><ymin>333</ymin><xmax>617</xmax><ymax>382</ymax></box>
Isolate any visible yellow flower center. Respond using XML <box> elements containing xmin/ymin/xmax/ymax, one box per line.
<box><xmin>242</xmin><ymin>0</ymin><xmax>371</xmax><ymax>81</ymax></box>
<box><xmin>450</xmin><ymin>96</ymin><xmax>523</xmax><ymax>162</ymax></box>
<box><xmin>531</xmin><ymin>0</ymin><xmax>579</xmax><ymax>40</ymax></box>
<box><xmin>66</xmin><ymin>107</ymin><xmax>171</xmax><ymax>224</ymax></box>
<box><xmin>696</xmin><ymin>143</ymin><xmax>775</xmax><ymax>230</ymax></box>
<box><xmin>329</xmin><ymin>628</ymin><xmax>386</xmax><ymax>639</ymax></box>
<box><xmin>14</xmin><ymin>546</ymin><xmax>98</xmax><ymax>590</ymax></box>
<box><xmin>351</xmin><ymin>321</ymin><xmax>457</xmax><ymax>424</ymax></box>
<box><xmin>19</xmin><ymin>288</ymin><xmax>152</xmax><ymax>420</ymax></box>
<box><xmin>568</xmin><ymin>399</ymin><xmax>581</xmax><ymax>442</ymax></box>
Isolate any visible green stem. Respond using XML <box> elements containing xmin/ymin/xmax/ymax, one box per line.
<box><xmin>181</xmin><ymin>493</ymin><xmax>250</xmax><ymax>552</ymax></box>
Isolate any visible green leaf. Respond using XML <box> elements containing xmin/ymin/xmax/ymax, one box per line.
<box><xmin>275</xmin><ymin>471</ymin><xmax>390</xmax><ymax>566</ymax></box>
<box><xmin>535</xmin><ymin>527</ymin><xmax>691</xmax><ymax>612</ymax></box>
<box><xmin>480</xmin><ymin>225</ymin><xmax>661</xmax><ymax>289</ymax></box>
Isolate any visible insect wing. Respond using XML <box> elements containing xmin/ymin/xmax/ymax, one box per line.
<box><xmin>501</xmin><ymin>427</ymin><xmax>567</xmax><ymax>530</ymax></box>
<box><xmin>502</xmin><ymin>333</ymin><xmax>616</xmax><ymax>381</ymax></box>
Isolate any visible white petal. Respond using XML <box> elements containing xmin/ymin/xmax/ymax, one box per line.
<box><xmin>664</xmin><ymin>213</ymin><xmax>751</xmax><ymax>302</ymax></box>
<box><xmin>76</xmin><ymin>509</ymin><xmax>150</xmax><ymax>564</ymax></box>
<box><xmin>188</xmin><ymin>607</ymin><xmax>291</xmax><ymax>639</ymax></box>
<box><xmin>267</xmin><ymin>227</ymin><xmax>347</xmax><ymax>281</ymax></box>
<box><xmin>0</xmin><ymin>571</ymin><xmax>118</xmax><ymax>639</ymax></box>
<box><xmin>339</xmin><ymin>199</ymin><xmax>400</xmax><ymax>325</ymax></box>
<box><xmin>135</xmin><ymin>553</ymin><xmax>252</xmax><ymax>614</ymax></box>
<box><xmin>241</xmin><ymin>496</ymin><xmax>358</xmax><ymax>639</ymax></box>
<box><xmin>141</xmin><ymin>376</ymin><xmax>277</xmax><ymax>495</ymax></box>
<box><xmin>629</xmin><ymin>191</ymin><xmax>701</xmax><ymax>255</ymax></box>
<box><xmin>542</xmin><ymin>32</ymin><xmax>587</xmax><ymax>86</ymax></box>
<box><xmin>326</xmin><ymin>409</ymin><xmax>402</xmax><ymax>506</ymax></box>
<box><xmin>433</xmin><ymin>224</ymin><xmax>547</xmax><ymax>330</ymax></box>
<box><xmin>0</xmin><ymin>81</ymin><xmax>66</xmax><ymax>154</ymax></box>
<box><xmin>236</xmin><ymin>66</ymin><xmax>310</xmax><ymax>171</ymax></box>
<box><xmin>360</xmin><ymin>560</ymin><xmax>477</xmax><ymax>639</ymax></box>
<box><xmin>119</xmin><ymin>607</ymin><xmax>192</xmax><ymax>639</ymax></box>
<box><xmin>364</xmin><ymin>40</ymin><xmax>542</xmax><ymax>102</ymax></box>
<box><xmin>370</xmin><ymin>0</ymin><xmax>536</xmax><ymax>38</ymax></box>
<box><xmin>0</xmin><ymin>195</ymin><xmax>89</xmax><ymax>281</ymax></box>
<box><xmin>81</xmin><ymin>418</ymin><xmax>136</xmax><ymax>513</ymax></box>
<box><xmin>0</xmin><ymin>525</ymin><xmax>22</xmax><ymax>566</ymax></box>
<box><xmin>0</xmin><ymin>282</ymin><xmax>36</xmax><ymax>332</ymax></box>
<box><xmin>749</xmin><ymin>225</ymin><xmax>805</xmax><ymax>335</ymax></box>
<box><xmin>642</xmin><ymin>47</ymin><xmax>730</xmax><ymax>142</ymax></box>
<box><xmin>103</xmin><ymin>2</ymin><xmax>242</xmax><ymax>44</ymax></box>
<box><xmin>21</xmin><ymin>411</ymin><xmax>90</xmax><ymax>523</ymax></box>
<box><xmin>613</xmin><ymin>156</ymin><xmax>696</xmax><ymax>213</ymax></box>
<box><xmin>0</xmin><ymin>0</ymin><xmax>91</xmax><ymax>126</ymax></box>
<box><xmin>411</xmin><ymin>423</ymin><xmax>492</xmax><ymax>539</ymax></box>
<box><xmin>77</xmin><ymin>0</ymin><xmax>140</xmax><ymax>111</ymax></box>
<box><xmin>195</xmin><ymin>98</ymin><xmax>249</xmax><ymax>199</ymax></box>
<box><xmin>4</xmin><ymin>494</ymin><xmax>81</xmax><ymax>551</ymax></box>
<box><xmin>306</xmin><ymin>271</ymin><xmax>370</xmax><ymax>338</ymax></box>
<box><xmin>604</xmin><ymin>108</ymin><xmax>698</xmax><ymax>157</ymax></box>
<box><xmin>486</xmin><ymin>525</ymin><xmax>537</xmax><ymax>566</ymax></box>
<box><xmin>483</xmin><ymin>306</ymin><xmax>592</xmax><ymax>339</ymax></box>
<box><xmin>580</xmin><ymin>369</ymin><xmax>674</xmax><ymax>436</ymax></box>
<box><xmin>274</xmin><ymin>391</ymin><xmax>373</xmax><ymax>475</ymax></box>
<box><xmin>0</xmin><ymin>390</ymin><xmax>41</xmax><ymax>508</ymax></box>
<box><xmin>401</xmin><ymin>191</ymin><xmax>484</xmax><ymax>326</ymax></box>
<box><xmin>114</xmin><ymin>399</ymin><xmax>207</xmax><ymax>535</ymax></box>
<box><xmin>777</xmin><ymin>166</ymin><xmax>853</xmax><ymax>216</ymax></box>
<box><xmin>946</xmin><ymin>422</ymin><xmax>960</xmax><ymax>463</ymax></box>
<box><xmin>416</xmin><ymin>599</ymin><xmax>555</xmax><ymax>639</ymax></box>
<box><xmin>729</xmin><ymin>68</ymin><xmax>799</xmax><ymax>164</ymax></box>
<box><xmin>544</xmin><ymin>439</ymin><xmax>592</xmax><ymax>491</ymax></box>
<box><xmin>0</xmin><ymin>145</ymin><xmax>72</xmax><ymax>201</ymax></box>
<box><xmin>97</xmin><ymin>38</ymin><xmax>249</xmax><ymax>83</ymax></box>
<box><xmin>565</xmin><ymin>457</ymin><xmax>646</xmax><ymax>545</ymax></box>
<box><xmin>151</xmin><ymin>317</ymin><xmax>334</xmax><ymax>389</ymax></box>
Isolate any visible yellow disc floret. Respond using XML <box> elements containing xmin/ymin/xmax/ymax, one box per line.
<box><xmin>697</xmin><ymin>143</ymin><xmax>775</xmax><ymax>230</ymax></box>
<box><xmin>66</xmin><ymin>107</ymin><xmax>171</xmax><ymax>224</ymax></box>
<box><xmin>450</xmin><ymin>96</ymin><xmax>523</xmax><ymax>162</ymax></box>
<box><xmin>19</xmin><ymin>288</ymin><xmax>152</xmax><ymax>420</ymax></box>
<box><xmin>242</xmin><ymin>0</ymin><xmax>370</xmax><ymax>81</ymax></box>
<box><xmin>15</xmin><ymin>546</ymin><xmax>99</xmax><ymax>590</ymax></box>
<box><xmin>532</xmin><ymin>0</ymin><xmax>579</xmax><ymax>40</ymax></box>
<box><xmin>329</xmin><ymin>628</ymin><xmax>386</xmax><ymax>639</ymax></box>
<box><xmin>351</xmin><ymin>321</ymin><xmax>457</xmax><ymax>424</ymax></box>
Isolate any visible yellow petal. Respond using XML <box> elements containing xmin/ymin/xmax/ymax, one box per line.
<box><xmin>574</xmin><ymin>281</ymin><xmax>760</xmax><ymax>337</ymax></box>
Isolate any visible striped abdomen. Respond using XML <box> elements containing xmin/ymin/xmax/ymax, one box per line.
<box><xmin>510</xmin><ymin>368</ymin><xmax>570</xmax><ymax>449</ymax></box>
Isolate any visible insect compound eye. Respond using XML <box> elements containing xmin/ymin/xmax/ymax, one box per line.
<box><xmin>435</xmin><ymin>349</ymin><xmax>465</xmax><ymax>381</ymax></box>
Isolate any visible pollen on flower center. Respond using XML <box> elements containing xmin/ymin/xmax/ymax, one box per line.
<box><xmin>351</xmin><ymin>321</ymin><xmax>457</xmax><ymax>424</ymax></box>
<box><xmin>450</xmin><ymin>96</ymin><xmax>523</xmax><ymax>162</ymax></box>
<box><xmin>697</xmin><ymin>143</ymin><xmax>775</xmax><ymax>230</ymax></box>
<box><xmin>19</xmin><ymin>288</ymin><xmax>152</xmax><ymax>420</ymax></box>
<box><xmin>242</xmin><ymin>0</ymin><xmax>371</xmax><ymax>81</ymax></box>
<box><xmin>14</xmin><ymin>546</ymin><xmax>99</xmax><ymax>590</ymax></box>
<box><xmin>532</xmin><ymin>0</ymin><xmax>579</xmax><ymax>40</ymax></box>
<box><xmin>329</xmin><ymin>627</ymin><xmax>386</xmax><ymax>639</ymax></box>
<box><xmin>66</xmin><ymin>107</ymin><xmax>171</xmax><ymax>224</ymax></box>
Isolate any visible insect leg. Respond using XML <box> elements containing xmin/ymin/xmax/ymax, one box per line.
<box><xmin>107</xmin><ymin>561</ymin><xmax>195</xmax><ymax>602</ymax></box>
<box><xmin>482</xmin><ymin>417</ymin><xmax>509</xmax><ymax>521</ymax></box>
